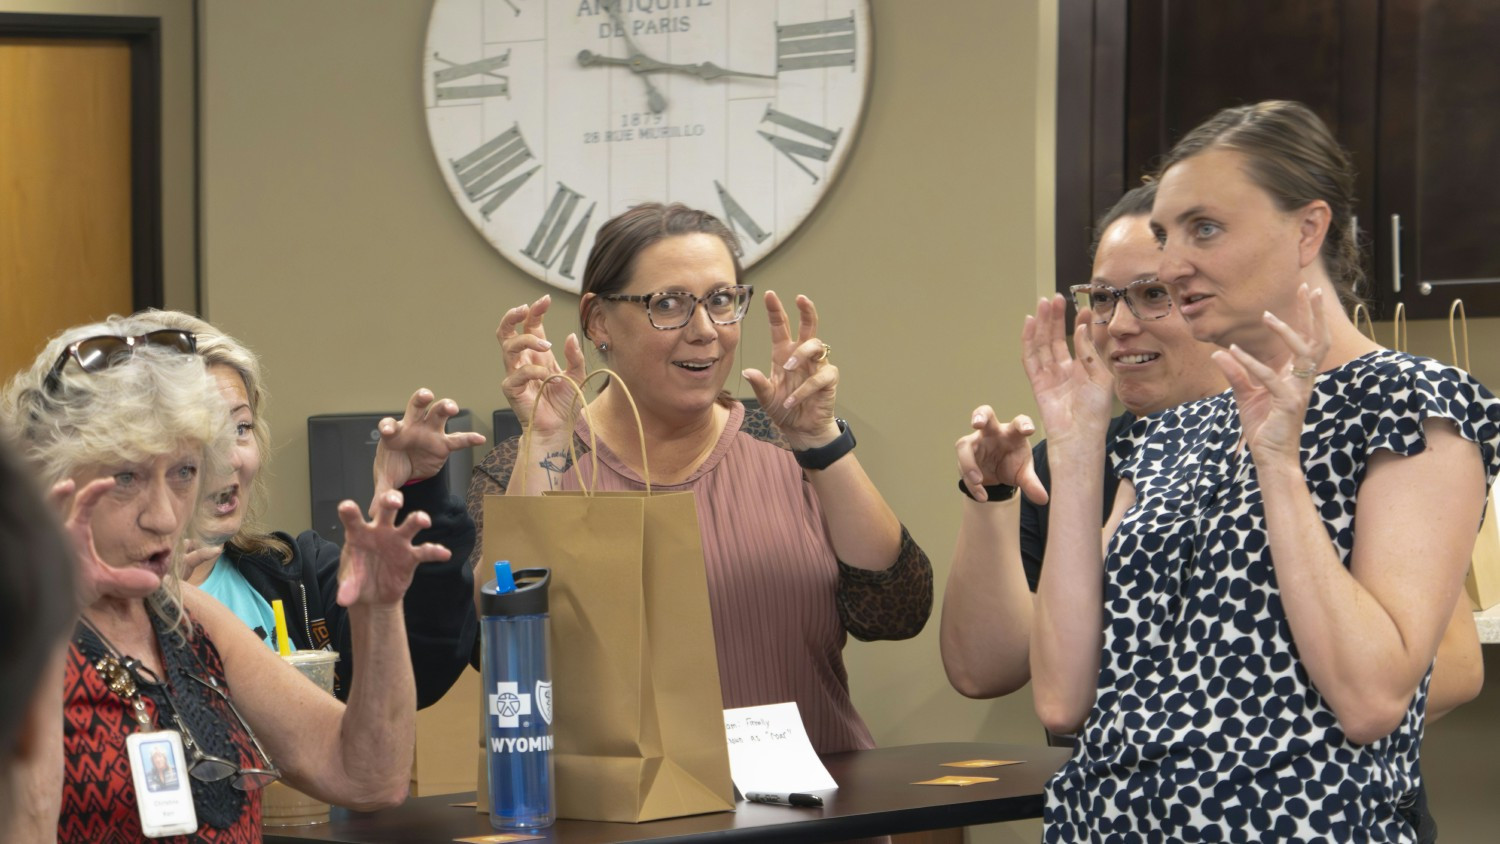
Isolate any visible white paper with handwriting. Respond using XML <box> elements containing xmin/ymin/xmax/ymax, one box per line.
<box><xmin>722</xmin><ymin>702</ymin><xmax>838</xmax><ymax>794</ymax></box>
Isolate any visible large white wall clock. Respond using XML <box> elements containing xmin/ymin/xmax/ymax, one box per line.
<box><xmin>423</xmin><ymin>0</ymin><xmax>873</xmax><ymax>292</ymax></box>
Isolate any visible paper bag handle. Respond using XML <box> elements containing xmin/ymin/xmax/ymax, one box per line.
<box><xmin>1392</xmin><ymin>302</ymin><xmax>1408</xmax><ymax>353</ymax></box>
<box><xmin>516</xmin><ymin>368</ymin><xmax>653</xmax><ymax>496</ymax></box>
<box><xmin>1351</xmin><ymin>302</ymin><xmax>1376</xmax><ymax>341</ymax></box>
<box><xmin>572</xmin><ymin>368</ymin><xmax>652</xmax><ymax>495</ymax></box>
<box><xmin>1449</xmin><ymin>299</ymin><xmax>1471</xmax><ymax>371</ymax></box>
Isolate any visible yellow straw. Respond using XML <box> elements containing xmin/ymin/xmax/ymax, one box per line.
<box><xmin>271</xmin><ymin>599</ymin><xmax>291</xmax><ymax>656</ymax></box>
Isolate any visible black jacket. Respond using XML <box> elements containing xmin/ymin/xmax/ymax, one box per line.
<box><xmin>222</xmin><ymin>468</ymin><xmax>477</xmax><ymax>709</ymax></box>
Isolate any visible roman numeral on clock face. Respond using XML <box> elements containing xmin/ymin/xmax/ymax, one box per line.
<box><xmin>433</xmin><ymin>51</ymin><xmax>512</xmax><ymax>101</ymax></box>
<box><xmin>523</xmin><ymin>183</ymin><xmax>595</xmax><ymax>280</ymax></box>
<box><xmin>758</xmin><ymin>107</ymin><xmax>842</xmax><ymax>183</ymax></box>
<box><xmin>714</xmin><ymin>181</ymin><xmax>770</xmax><ymax>245</ymax></box>
<box><xmin>776</xmin><ymin>15</ymin><xmax>857</xmax><ymax>72</ymax></box>
<box><xmin>449</xmin><ymin>123</ymin><xmax>538</xmax><ymax>218</ymax></box>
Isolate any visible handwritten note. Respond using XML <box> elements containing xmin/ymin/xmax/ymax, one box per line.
<box><xmin>722</xmin><ymin>702</ymin><xmax>838</xmax><ymax>794</ymax></box>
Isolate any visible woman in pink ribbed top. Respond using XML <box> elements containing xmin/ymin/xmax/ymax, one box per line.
<box><xmin>467</xmin><ymin>203</ymin><xmax>931</xmax><ymax>754</ymax></box>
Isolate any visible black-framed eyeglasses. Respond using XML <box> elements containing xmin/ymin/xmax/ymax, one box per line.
<box><xmin>43</xmin><ymin>330</ymin><xmax>198</xmax><ymax>394</ymax></box>
<box><xmin>1068</xmin><ymin>279</ymin><xmax>1173</xmax><ymax>325</ymax></box>
<box><xmin>185</xmin><ymin>673</ymin><xmax>280</xmax><ymax>790</ymax></box>
<box><xmin>601</xmin><ymin>284</ymin><xmax>754</xmax><ymax>330</ymax></box>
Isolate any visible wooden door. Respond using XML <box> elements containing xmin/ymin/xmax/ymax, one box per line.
<box><xmin>1121</xmin><ymin>0</ymin><xmax>1378</xmax><ymax>228</ymax></box>
<box><xmin>1055</xmin><ymin>0</ymin><xmax>1379</xmax><ymax>297</ymax></box>
<box><xmin>1058</xmin><ymin>0</ymin><xmax>1500</xmax><ymax>319</ymax></box>
<box><xmin>1377</xmin><ymin>0</ymin><xmax>1500</xmax><ymax>317</ymax></box>
<box><xmin>0</xmin><ymin>37</ymin><xmax>133</xmax><ymax>382</ymax></box>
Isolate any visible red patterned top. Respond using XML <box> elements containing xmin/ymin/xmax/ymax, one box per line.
<box><xmin>59</xmin><ymin>612</ymin><xmax>262</xmax><ymax>844</ymax></box>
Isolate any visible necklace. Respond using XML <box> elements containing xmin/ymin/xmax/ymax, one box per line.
<box><xmin>77</xmin><ymin>614</ymin><xmax>156</xmax><ymax>730</ymax></box>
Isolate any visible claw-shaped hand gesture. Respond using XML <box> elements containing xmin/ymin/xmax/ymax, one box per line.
<box><xmin>49</xmin><ymin>477</ymin><xmax>161</xmax><ymax>607</ymax></box>
<box><xmin>1020</xmin><ymin>294</ymin><xmax>1116</xmax><ymax>449</ymax></box>
<box><xmin>334</xmin><ymin>490</ymin><xmax>451</xmax><ymax>608</ymax></box>
<box><xmin>1211</xmin><ymin>284</ymin><xmax>1331</xmax><ymax>463</ymax></box>
<box><xmin>955</xmin><ymin>408</ymin><xmax>1049</xmax><ymax>504</ymax></box>
<box><xmin>372</xmin><ymin>389</ymin><xmax>488</xmax><ymax>497</ymax></box>
<box><xmin>181</xmin><ymin>538</ymin><xmax>224</xmax><ymax>580</ymax></box>
<box><xmin>496</xmin><ymin>295</ymin><xmax>587</xmax><ymax>445</ymax></box>
<box><xmin>743</xmin><ymin>292</ymin><xmax>840</xmax><ymax>450</ymax></box>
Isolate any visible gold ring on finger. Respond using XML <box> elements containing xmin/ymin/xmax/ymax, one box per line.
<box><xmin>815</xmin><ymin>343</ymin><xmax>832</xmax><ymax>362</ymax></box>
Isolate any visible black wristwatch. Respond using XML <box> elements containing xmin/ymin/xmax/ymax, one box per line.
<box><xmin>793</xmin><ymin>418</ymin><xmax>855</xmax><ymax>470</ymax></box>
<box><xmin>958</xmin><ymin>478</ymin><xmax>1018</xmax><ymax>502</ymax></box>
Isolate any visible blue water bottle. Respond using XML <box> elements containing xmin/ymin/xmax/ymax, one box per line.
<box><xmin>481</xmin><ymin>562</ymin><xmax>555</xmax><ymax>829</ymax></box>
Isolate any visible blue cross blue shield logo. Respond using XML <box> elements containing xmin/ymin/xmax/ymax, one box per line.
<box><xmin>535</xmin><ymin>680</ymin><xmax>553</xmax><ymax>725</ymax></box>
<box><xmin>488</xmin><ymin>681</ymin><xmax>531</xmax><ymax>729</ymax></box>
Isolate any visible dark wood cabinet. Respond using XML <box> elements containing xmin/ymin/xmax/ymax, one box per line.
<box><xmin>1057</xmin><ymin>0</ymin><xmax>1500</xmax><ymax>318</ymax></box>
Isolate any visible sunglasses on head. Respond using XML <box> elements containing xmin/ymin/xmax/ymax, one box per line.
<box><xmin>43</xmin><ymin>330</ymin><xmax>198</xmax><ymax>394</ymax></box>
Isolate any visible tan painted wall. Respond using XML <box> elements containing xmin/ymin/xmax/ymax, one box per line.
<box><xmin>0</xmin><ymin>0</ymin><xmax>1456</xmax><ymax>839</ymax></box>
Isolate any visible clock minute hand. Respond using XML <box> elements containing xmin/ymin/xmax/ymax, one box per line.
<box><xmin>603</xmin><ymin>1</ymin><xmax>650</xmax><ymax>60</ymax></box>
<box><xmin>577</xmin><ymin>51</ymin><xmax>773</xmax><ymax>81</ymax></box>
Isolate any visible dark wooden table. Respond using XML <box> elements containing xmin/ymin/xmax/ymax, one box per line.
<box><xmin>263</xmin><ymin>742</ymin><xmax>1069</xmax><ymax>843</ymax></box>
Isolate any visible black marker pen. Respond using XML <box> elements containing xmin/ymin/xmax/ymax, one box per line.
<box><xmin>745</xmin><ymin>791</ymin><xmax>824</xmax><ymax>808</ymax></box>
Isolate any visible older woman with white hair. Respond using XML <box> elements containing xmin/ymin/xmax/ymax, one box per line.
<box><xmin>2</xmin><ymin>313</ymin><xmax>450</xmax><ymax>843</ymax></box>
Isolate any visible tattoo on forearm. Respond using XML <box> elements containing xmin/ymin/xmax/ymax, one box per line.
<box><xmin>539</xmin><ymin>451</ymin><xmax>573</xmax><ymax>490</ymax></box>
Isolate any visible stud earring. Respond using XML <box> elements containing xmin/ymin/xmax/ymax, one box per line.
<box><xmin>597</xmin><ymin>343</ymin><xmax>609</xmax><ymax>352</ymax></box>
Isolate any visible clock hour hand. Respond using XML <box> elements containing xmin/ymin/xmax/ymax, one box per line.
<box><xmin>578</xmin><ymin>50</ymin><xmax>774</xmax><ymax>81</ymax></box>
<box><xmin>640</xmin><ymin>75</ymin><xmax>667</xmax><ymax>114</ymax></box>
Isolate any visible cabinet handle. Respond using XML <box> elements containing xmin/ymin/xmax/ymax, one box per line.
<box><xmin>1419</xmin><ymin>278</ymin><xmax>1500</xmax><ymax>296</ymax></box>
<box><xmin>1390</xmin><ymin>214</ymin><xmax>1402</xmax><ymax>294</ymax></box>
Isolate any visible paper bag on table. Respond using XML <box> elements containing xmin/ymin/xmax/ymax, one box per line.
<box><xmin>1467</xmin><ymin>487</ymin><xmax>1500</xmax><ymax>610</ymax></box>
<box><xmin>1447</xmin><ymin>301</ymin><xmax>1500</xmax><ymax>611</ymax></box>
<box><xmin>476</xmin><ymin>370</ymin><xmax>734</xmax><ymax>823</ymax></box>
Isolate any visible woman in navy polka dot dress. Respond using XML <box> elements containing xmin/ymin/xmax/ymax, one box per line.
<box><xmin>1024</xmin><ymin>101</ymin><xmax>1500</xmax><ymax>842</ymax></box>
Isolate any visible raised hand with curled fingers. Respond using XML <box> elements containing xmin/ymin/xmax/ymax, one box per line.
<box><xmin>334</xmin><ymin>489</ymin><xmax>452</xmax><ymax>608</ymax></box>
<box><xmin>49</xmin><ymin>477</ymin><xmax>162</xmax><ymax>607</ymax></box>
<box><xmin>1021</xmin><ymin>293</ymin><xmax>1116</xmax><ymax>448</ymax></box>
<box><xmin>180</xmin><ymin>538</ymin><xmax>224</xmax><ymax>580</ymax></box>
<box><xmin>956</xmin><ymin>407</ymin><xmax>1049</xmax><ymax>504</ymax></box>
<box><xmin>1210</xmin><ymin>284</ymin><xmax>1332</xmax><ymax>463</ymax></box>
<box><xmin>372</xmin><ymin>388</ymin><xmax>488</xmax><ymax>497</ymax></box>
<box><xmin>742</xmin><ymin>291</ymin><xmax>840</xmax><ymax>450</ymax></box>
<box><xmin>496</xmin><ymin>294</ymin><xmax>587</xmax><ymax>444</ymax></box>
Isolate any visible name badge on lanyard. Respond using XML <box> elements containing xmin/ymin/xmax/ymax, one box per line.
<box><xmin>126</xmin><ymin>729</ymin><xmax>199</xmax><ymax>837</ymax></box>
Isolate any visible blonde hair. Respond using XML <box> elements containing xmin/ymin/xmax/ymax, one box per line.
<box><xmin>140</xmin><ymin>311</ymin><xmax>291</xmax><ymax>562</ymax></box>
<box><xmin>0</xmin><ymin>313</ymin><xmax>232</xmax><ymax>631</ymax></box>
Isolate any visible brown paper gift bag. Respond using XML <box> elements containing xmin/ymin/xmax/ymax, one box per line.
<box><xmin>1466</xmin><ymin>496</ymin><xmax>1500</xmax><ymax>610</ymax></box>
<box><xmin>1447</xmin><ymin>301</ymin><xmax>1500</xmax><ymax>610</ymax></box>
<box><xmin>477</xmin><ymin>370</ymin><xmax>734</xmax><ymax>822</ymax></box>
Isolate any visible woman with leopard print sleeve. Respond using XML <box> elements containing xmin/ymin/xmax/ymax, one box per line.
<box><xmin>468</xmin><ymin>203</ymin><xmax>932</xmax><ymax>755</ymax></box>
<box><xmin>1025</xmin><ymin>101</ymin><xmax>1500</xmax><ymax>842</ymax></box>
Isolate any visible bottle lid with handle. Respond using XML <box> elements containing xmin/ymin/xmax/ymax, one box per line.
<box><xmin>481</xmin><ymin>562</ymin><xmax>550</xmax><ymax>617</ymax></box>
